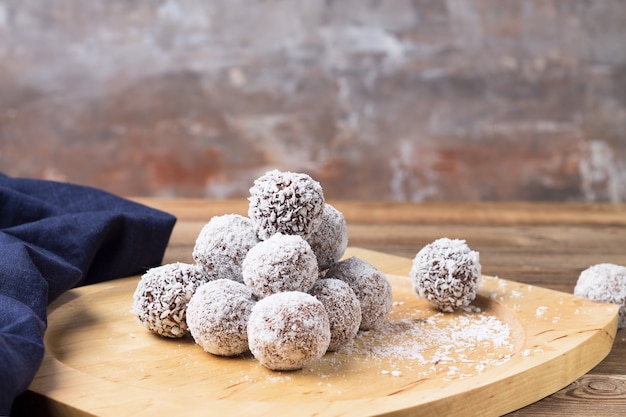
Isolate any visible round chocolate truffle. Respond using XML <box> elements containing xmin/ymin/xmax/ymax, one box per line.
<box><xmin>193</xmin><ymin>214</ymin><xmax>260</xmax><ymax>283</ymax></box>
<box><xmin>248</xmin><ymin>169</ymin><xmax>325</xmax><ymax>241</ymax></box>
<box><xmin>310</xmin><ymin>278</ymin><xmax>361</xmax><ymax>351</ymax></box>
<box><xmin>307</xmin><ymin>203</ymin><xmax>348</xmax><ymax>271</ymax></box>
<box><xmin>132</xmin><ymin>262</ymin><xmax>208</xmax><ymax>338</ymax></box>
<box><xmin>187</xmin><ymin>279</ymin><xmax>257</xmax><ymax>356</ymax></box>
<box><xmin>325</xmin><ymin>256</ymin><xmax>392</xmax><ymax>330</ymax></box>
<box><xmin>410</xmin><ymin>238</ymin><xmax>482</xmax><ymax>312</ymax></box>
<box><xmin>247</xmin><ymin>291</ymin><xmax>331</xmax><ymax>371</ymax></box>
<box><xmin>242</xmin><ymin>233</ymin><xmax>318</xmax><ymax>299</ymax></box>
<box><xmin>574</xmin><ymin>263</ymin><xmax>626</xmax><ymax>329</ymax></box>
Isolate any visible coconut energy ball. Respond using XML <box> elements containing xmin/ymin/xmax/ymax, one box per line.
<box><xmin>310</xmin><ymin>278</ymin><xmax>361</xmax><ymax>351</ymax></box>
<box><xmin>247</xmin><ymin>291</ymin><xmax>331</xmax><ymax>371</ymax></box>
<box><xmin>248</xmin><ymin>169</ymin><xmax>325</xmax><ymax>241</ymax></box>
<box><xmin>132</xmin><ymin>262</ymin><xmax>208</xmax><ymax>338</ymax></box>
<box><xmin>193</xmin><ymin>214</ymin><xmax>260</xmax><ymax>283</ymax></box>
<box><xmin>307</xmin><ymin>203</ymin><xmax>348</xmax><ymax>271</ymax></box>
<box><xmin>187</xmin><ymin>279</ymin><xmax>257</xmax><ymax>356</ymax></box>
<box><xmin>574</xmin><ymin>263</ymin><xmax>626</xmax><ymax>329</ymax></box>
<box><xmin>326</xmin><ymin>256</ymin><xmax>392</xmax><ymax>330</ymax></box>
<box><xmin>242</xmin><ymin>233</ymin><xmax>318</xmax><ymax>299</ymax></box>
<box><xmin>410</xmin><ymin>238</ymin><xmax>482</xmax><ymax>313</ymax></box>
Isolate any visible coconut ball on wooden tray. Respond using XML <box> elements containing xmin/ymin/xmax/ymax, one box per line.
<box><xmin>574</xmin><ymin>263</ymin><xmax>626</xmax><ymax>329</ymax></box>
<box><xmin>248</xmin><ymin>169</ymin><xmax>325</xmax><ymax>241</ymax></box>
<box><xmin>410</xmin><ymin>238</ymin><xmax>482</xmax><ymax>312</ymax></box>
<box><xmin>132</xmin><ymin>262</ymin><xmax>208</xmax><ymax>338</ymax></box>
<box><xmin>247</xmin><ymin>291</ymin><xmax>331</xmax><ymax>371</ymax></box>
<box><xmin>310</xmin><ymin>278</ymin><xmax>361</xmax><ymax>352</ymax></box>
<box><xmin>307</xmin><ymin>203</ymin><xmax>348</xmax><ymax>271</ymax></box>
<box><xmin>325</xmin><ymin>256</ymin><xmax>392</xmax><ymax>331</ymax></box>
<box><xmin>186</xmin><ymin>279</ymin><xmax>257</xmax><ymax>356</ymax></box>
<box><xmin>193</xmin><ymin>214</ymin><xmax>260</xmax><ymax>283</ymax></box>
<box><xmin>242</xmin><ymin>233</ymin><xmax>318</xmax><ymax>299</ymax></box>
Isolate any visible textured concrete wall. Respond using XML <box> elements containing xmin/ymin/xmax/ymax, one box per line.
<box><xmin>1</xmin><ymin>0</ymin><xmax>625</xmax><ymax>201</ymax></box>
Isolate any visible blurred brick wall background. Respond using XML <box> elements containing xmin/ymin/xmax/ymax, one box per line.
<box><xmin>1</xmin><ymin>0</ymin><xmax>625</xmax><ymax>201</ymax></box>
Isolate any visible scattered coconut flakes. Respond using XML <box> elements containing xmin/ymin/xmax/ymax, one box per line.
<box><xmin>536</xmin><ymin>306</ymin><xmax>548</xmax><ymax>317</ymax></box>
<box><xmin>447</xmin><ymin>366</ymin><xmax>459</xmax><ymax>376</ymax></box>
<box><xmin>332</xmin><ymin>310</ymin><xmax>515</xmax><ymax>380</ymax></box>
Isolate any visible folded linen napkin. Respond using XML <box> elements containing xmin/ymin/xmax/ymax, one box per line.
<box><xmin>0</xmin><ymin>174</ymin><xmax>176</xmax><ymax>415</ymax></box>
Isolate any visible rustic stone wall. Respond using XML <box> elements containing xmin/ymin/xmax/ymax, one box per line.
<box><xmin>1</xmin><ymin>0</ymin><xmax>625</xmax><ymax>201</ymax></box>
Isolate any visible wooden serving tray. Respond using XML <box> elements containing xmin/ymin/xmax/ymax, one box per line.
<box><xmin>30</xmin><ymin>248</ymin><xmax>618</xmax><ymax>416</ymax></box>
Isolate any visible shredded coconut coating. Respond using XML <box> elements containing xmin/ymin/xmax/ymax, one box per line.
<box><xmin>248</xmin><ymin>169</ymin><xmax>325</xmax><ymax>241</ymax></box>
<box><xmin>132</xmin><ymin>262</ymin><xmax>208</xmax><ymax>338</ymax></box>
<box><xmin>325</xmin><ymin>256</ymin><xmax>392</xmax><ymax>330</ymax></box>
<box><xmin>242</xmin><ymin>233</ymin><xmax>318</xmax><ymax>299</ymax></box>
<box><xmin>193</xmin><ymin>214</ymin><xmax>260</xmax><ymax>283</ymax></box>
<box><xmin>310</xmin><ymin>278</ymin><xmax>361</xmax><ymax>351</ymax></box>
<box><xmin>410</xmin><ymin>238</ymin><xmax>482</xmax><ymax>312</ymax></box>
<box><xmin>247</xmin><ymin>291</ymin><xmax>331</xmax><ymax>371</ymax></box>
<box><xmin>574</xmin><ymin>263</ymin><xmax>626</xmax><ymax>329</ymax></box>
<box><xmin>307</xmin><ymin>203</ymin><xmax>348</xmax><ymax>271</ymax></box>
<box><xmin>187</xmin><ymin>279</ymin><xmax>257</xmax><ymax>356</ymax></box>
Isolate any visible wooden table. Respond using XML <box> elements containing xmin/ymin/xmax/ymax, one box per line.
<box><xmin>140</xmin><ymin>199</ymin><xmax>626</xmax><ymax>416</ymax></box>
<box><xmin>17</xmin><ymin>199</ymin><xmax>626</xmax><ymax>416</ymax></box>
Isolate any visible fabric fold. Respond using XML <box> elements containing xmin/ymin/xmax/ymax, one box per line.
<box><xmin>0</xmin><ymin>174</ymin><xmax>176</xmax><ymax>415</ymax></box>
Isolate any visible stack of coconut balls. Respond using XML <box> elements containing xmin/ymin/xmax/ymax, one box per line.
<box><xmin>132</xmin><ymin>170</ymin><xmax>393</xmax><ymax>371</ymax></box>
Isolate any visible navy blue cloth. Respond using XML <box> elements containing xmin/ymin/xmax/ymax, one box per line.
<box><xmin>0</xmin><ymin>174</ymin><xmax>176</xmax><ymax>415</ymax></box>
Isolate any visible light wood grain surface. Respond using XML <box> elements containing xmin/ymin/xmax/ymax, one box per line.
<box><xmin>17</xmin><ymin>200</ymin><xmax>626</xmax><ymax>416</ymax></box>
